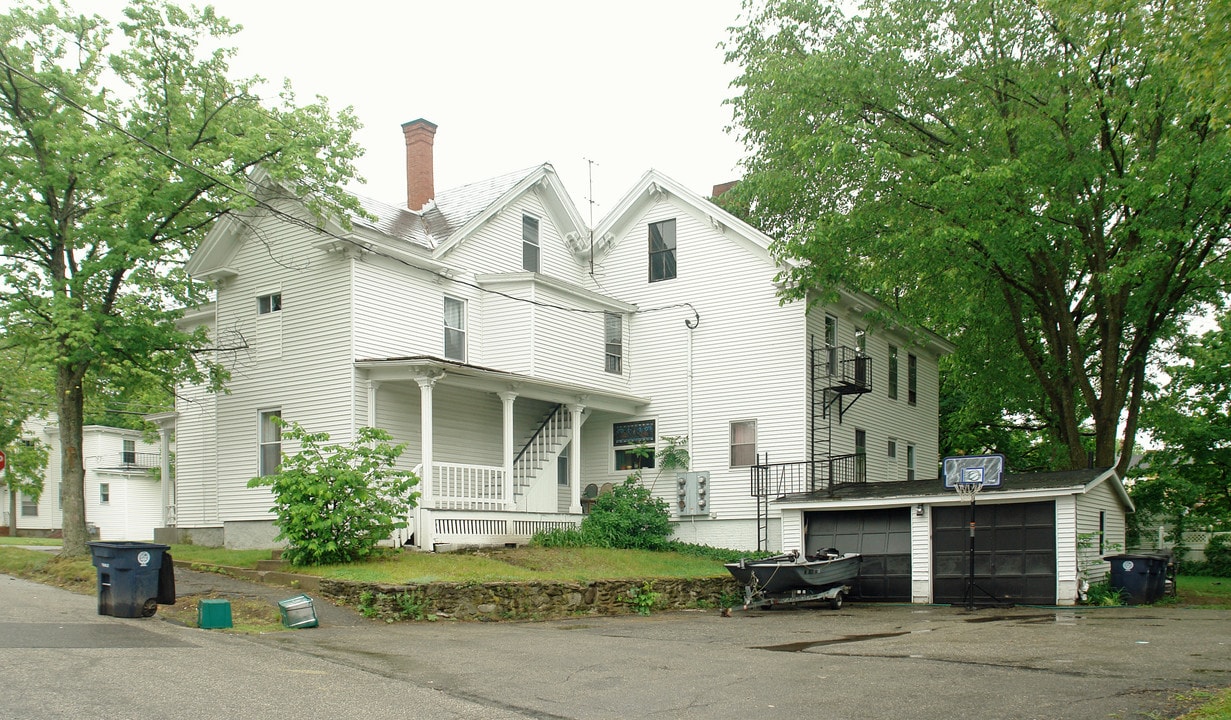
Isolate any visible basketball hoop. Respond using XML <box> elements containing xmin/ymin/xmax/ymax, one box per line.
<box><xmin>953</xmin><ymin>481</ymin><xmax>982</xmax><ymax>502</ymax></box>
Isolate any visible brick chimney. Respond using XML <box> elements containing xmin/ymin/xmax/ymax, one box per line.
<box><xmin>402</xmin><ymin>118</ymin><xmax>438</xmax><ymax>211</ymax></box>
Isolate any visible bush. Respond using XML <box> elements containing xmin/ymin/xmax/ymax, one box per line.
<box><xmin>248</xmin><ymin>422</ymin><xmax>419</xmax><ymax>566</ymax></box>
<box><xmin>1195</xmin><ymin>534</ymin><xmax>1231</xmax><ymax>577</ymax></box>
<box><xmin>580</xmin><ymin>477</ymin><xmax>673</xmax><ymax>550</ymax></box>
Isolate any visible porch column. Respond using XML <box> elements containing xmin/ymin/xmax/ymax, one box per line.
<box><xmin>498</xmin><ymin>391</ymin><xmax>518</xmax><ymax>510</ymax></box>
<box><xmin>416</xmin><ymin>375</ymin><xmax>440</xmax><ymax>550</ymax></box>
<box><xmin>146</xmin><ymin>413</ymin><xmax>177</xmax><ymax>527</ymax></box>
<box><xmin>568</xmin><ymin>403</ymin><xmax>585</xmax><ymax>514</ymax></box>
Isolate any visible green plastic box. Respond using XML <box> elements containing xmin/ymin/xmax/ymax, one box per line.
<box><xmin>198</xmin><ymin>598</ymin><xmax>233</xmax><ymax>629</ymax></box>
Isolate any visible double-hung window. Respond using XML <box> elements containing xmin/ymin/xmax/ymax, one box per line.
<box><xmin>730</xmin><ymin>420</ymin><xmax>756</xmax><ymax>468</ymax></box>
<box><xmin>906</xmin><ymin>444</ymin><xmax>916</xmax><ymax>482</ymax></box>
<box><xmin>824</xmin><ymin>315</ymin><xmax>837</xmax><ymax>375</ymax></box>
<box><xmin>648</xmin><ymin>219</ymin><xmax>676</xmax><ymax>282</ymax></box>
<box><xmin>522</xmin><ymin>215</ymin><xmax>540</xmax><ymax>272</ymax></box>
<box><xmin>908</xmin><ymin>353</ymin><xmax>918</xmax><ymax>405</ymax></box>
<box><xmin>122</xmin><ymin>439</ymin><xmax>136</xmax><ymax>465</ymax></box>
<box><xmin>614</xmin><ymin>420</ymin><xmax>656</xmax><ymax>471</ymax></box>
<box><xmin>888</xmin><ymin>345</ymin><xmax>899</xmax><ymax>400</ymax></box>
<box><xmin>99</xmin><ymin>483</ymin><xmax>110</xmax><ymax>504</ymax></box>
<box><xmin>443</xmin><ymin>297</ymin><xmax>467</xmax><ymax>362</ymax></box>
<box><xmin>20</xmin><ymin>494</ymin><xmax>37</xmax><ymax>517</ymax></box>
<box><xmin>258</xmin><ymin>409</ymin><xmax>282</xmax><ymax>477</ymax></box>
<box><xmin>604</xmin><ymin>312</ymin><xmax>623</xmax><ymax>374</ymax></box>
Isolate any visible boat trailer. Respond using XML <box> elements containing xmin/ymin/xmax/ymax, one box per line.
<box><xmin>740</xmin><ymin>582</ymin><xmax>851</xmax><ymax>611</ymax></box>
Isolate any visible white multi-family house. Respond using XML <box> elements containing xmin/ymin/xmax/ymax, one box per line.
<box><xmin>163</xmin><ymin>119</ymin><xmax>1130</xmax><ymax>605</ymax></box>
<box><xmin>2</xmin><ymin>415</ymin><xmax>168</xmax><ymax>541</ymax></box>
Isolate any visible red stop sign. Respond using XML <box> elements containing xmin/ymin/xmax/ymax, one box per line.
<box><xmin>0</xmin><ymin>449</ymin><xmax>6</xmax><ymax>472</ymax></box>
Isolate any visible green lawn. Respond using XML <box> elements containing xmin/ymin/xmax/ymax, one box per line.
<box><xmin>287</xmin><ymin>545</ymin><xmax>732</xmax><ymax>584</ymax></box>
<box><xmin>0</xmin><ymin>537</ymin><xmax>63</xmax><ymax>546</ymax></box>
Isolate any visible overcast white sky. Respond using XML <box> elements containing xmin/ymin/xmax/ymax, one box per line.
<box><xmin>86</xmin><ymin>0</ymin><xmax>750</xmax><ymax>215</ymax></box>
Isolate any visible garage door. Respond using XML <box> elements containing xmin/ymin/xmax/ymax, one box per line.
<box><xmin>932</xmin><ymin>501</ymin><xmax>1056</xmax><ymax>605</ymax></box>
<box><xmin>806</xmin><ymin>508</ymin><xmax>911</xmax><ymax>602</ymax></box>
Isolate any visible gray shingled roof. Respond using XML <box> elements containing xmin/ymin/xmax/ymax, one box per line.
<box><xmin>422</xmin><ymin>166</ymin><xmax>543</xmax><ymax>240</ymax></box>
<box><xmin>352</xmin><ymin>194</ymin><xmax>432</xmax><ymax>248</ymax></box>
<box><xmin>778</xmin><ymin>468</ymin><xmax>1114</xmax><ymax>503</ymax></box>
<box><xmin>351</xmin><ymin>165</ymin><xmax>543</xmax><ymax>250</ymax></box>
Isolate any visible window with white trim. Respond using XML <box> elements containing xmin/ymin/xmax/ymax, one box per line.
<box><xmin>443</xmin><ymin>297</ymin><xmax>467</xmax><ymax>362</ymax></box>
<box><xmin>522</xmin><ymin>214</ymin><xmax>540</xmax><ymax>272</ymax></box>
<box><xmin>122</xmin><ymin>439</ymin><xmax>136</xmax><ymax>464</ymax></box>
<box><xmin>648</xmin><ymin>219</ymin><xmax>676</xmax><ymax>282</ymax></box>
<box><xmin>99</xmin><ymin>483</ymin><xmax>110</xmax><ymax>504</ymax></box>
<box><xmin>906</xmin><ymin>444</ymin><xmax>916</xmax><ymax>482</ymax></box>
<box><xmin>259</xmin><ymin>409</ymin><xmax>282</xmax><ymax>477</ymax></box>
<box><xmin>258</xmin><ymin>292</ymin><xmax>282</xmax><ymax>314</ymax></box>
<box><xmin>888</xmin><ymin>345</ymin><xmax>899</xmax><ymax>400</ymax></box>
<box><xmin>824</xmin><ymin>315</ymin><xmax>837</xmax><ymax>375</ymax></box>
<box><xmin>604</xmin><ymin>312</ymin><xmax>622</xmax><ymax>374</ymax></box>
<box><xmin>908</xmin><ymin>353</ymin><xmax>918</xmax><ymax>405</ymax></box>
<box><xmin>20</xmin><ymin>493</ymin><xmax>37</xmax><ymax>517</ymax></box>
<box><xmin>730</xmin><ymin>420</ymin><xmax>756</xmax><ymax>468</ymax></box>
<box><xmin>614</xmin><ymin>420</ymin><xmax>655</xmax><ymax>471</ymax></box>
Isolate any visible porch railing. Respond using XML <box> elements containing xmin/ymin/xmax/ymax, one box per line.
<box><xmin>512</xmin><ymin>404</ymin><xmax>569</xmax><ymax>504</ymax></box>
<box><xmin>749</xmin><ymin>453</ymin><xmax>866</xmax><ymax>498</ymax></box>
<box><xmin>429</xmin><ymin>462</ymin><xmax>506</xmax><ymax>510</ymax></box>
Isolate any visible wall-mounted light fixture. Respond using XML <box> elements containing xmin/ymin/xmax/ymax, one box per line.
<box><xmin>915</xmin><ymin>504</ymin><xmax>925</xmax><ymax>517</ymax></box>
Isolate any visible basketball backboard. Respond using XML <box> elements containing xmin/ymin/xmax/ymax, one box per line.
<box><xmin>943</xmin><ymin>454</ymin><xmax>1004</xmax><ymax>489</ymax></box>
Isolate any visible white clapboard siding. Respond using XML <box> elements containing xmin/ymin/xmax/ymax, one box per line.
<box><xmin>352</xmin><ymin>253</ymin><xmax>448</xmax><ymax>360</ymax></box>
<box><xmin>1075</xmin><ymin>480</ymin><xmax>1128</xmax><ymax>583</ymax></box>
<box><xmin>206</xmin><ymin>201</ymin><xmax>358</xmax><ymax>521</ymax></box>
<box><xmin>174</xmin><ymin>377</ymin><xmax>220</xmax><ymax>528</ymax></box>
<box><xmin>442</xmin><ymin>193</ymin><xmax>588</xmax><ymax>286</ymax></box>
<box><xmin>580</xmin><ymin>195</ymin><xmax>808</xmax><ymax>528</ymax></box>
<box><xmin>1055</xmin><ymin>495</ymin><xmax>1080</xmax><ymax>602</ymax></box>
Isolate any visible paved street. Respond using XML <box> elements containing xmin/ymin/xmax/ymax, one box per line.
<box><xmin>2</xmin><ymin>570</ymin><xmax>1229</xmax><ymax>719</ymax></box>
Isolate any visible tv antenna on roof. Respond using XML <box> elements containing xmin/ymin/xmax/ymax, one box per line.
<box><xmin>585</xmin><ymin>157</ymin><xmax>597</xmax><ymax>278</ymax></box>
<box><xmin>943</xmin><ymin>454</ymin><xmax>1005</xmax><ymax>610</ymax></box>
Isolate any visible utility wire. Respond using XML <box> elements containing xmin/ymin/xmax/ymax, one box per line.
<box><xmin>0</xmin><ymin>57</ymin><xmax>701</xmax><ymax>328</ymax></box>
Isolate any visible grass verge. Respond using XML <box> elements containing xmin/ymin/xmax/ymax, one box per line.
<box><xmin>287</xmin><ymin>545</ymin><xmax>732</xmax><ymax>584</ymax></box>
<box><xmin>158</xmin><ymin>592</ymin><xmax>287</xmax><ymax>634</ymax></box>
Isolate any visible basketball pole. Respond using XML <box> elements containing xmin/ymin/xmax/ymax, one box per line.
<box><xmin>966</xmin><ymin>491</ymin><xmax>976</xmax><ymax>611</ymax></box>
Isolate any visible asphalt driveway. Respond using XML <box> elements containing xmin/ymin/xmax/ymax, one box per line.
<box><xmin>4</xmin><ymin>567</ymin><xmax>1230</xmax><ymax>719</ymax></box>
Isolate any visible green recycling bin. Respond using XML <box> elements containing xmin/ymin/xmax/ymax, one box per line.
<box><xmin>88</xmin><ymin>541</ymin><xmax>171</xmax><ymax>618</ymax></box>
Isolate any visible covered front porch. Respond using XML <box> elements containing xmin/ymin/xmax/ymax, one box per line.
<box><xmin>357</xmin><ymin>357</ymin><xmax>648</xmax><ymax>550</ymax></box>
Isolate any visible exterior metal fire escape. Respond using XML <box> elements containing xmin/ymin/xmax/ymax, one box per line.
<box><xmin>751</xmin><ymin>335</ymin><xmax>872</xmax><ymax>551</ymax></box>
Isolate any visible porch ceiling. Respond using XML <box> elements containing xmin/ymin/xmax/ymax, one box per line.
<box><xmin>355</xmin><ymin>356</ymin><xmax>650</xmax><ymax>414</ymax></box>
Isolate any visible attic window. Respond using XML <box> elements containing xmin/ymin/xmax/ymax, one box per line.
<box><xmin>258</xmin><ymin>293</ymin><xmax>282</xmax><ymax>314</ymax></box>
<box><xmin>648</xmin><ymin>219</ymin><xmax>676</xmax><ymax>282</ymax></box>
<box><xmin>522</xmin><ymin>215</ymin><xmax>540</xmax><ymax>272</ymax></box>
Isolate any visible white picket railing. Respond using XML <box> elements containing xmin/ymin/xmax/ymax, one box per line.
<box><xmin>430</xmin><ymin>462</ymin><xmax>506</xmax><ymax>510</ymax></box>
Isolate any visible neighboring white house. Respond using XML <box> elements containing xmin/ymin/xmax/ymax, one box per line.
<box><xmin>1</xmin><ymin>415</ymin><xmax>166</xmax><ymax>541</ymax></box>
<box><xmin>165</xmin><ymin>119</ymin><xmax>1131</xmax><ymax>604</ymax></box>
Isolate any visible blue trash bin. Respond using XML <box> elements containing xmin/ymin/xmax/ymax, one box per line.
<box><xmin>88</xmin><ymin>542</ymin><xmax>170</xmax><ymax>618</ymax></box>
<box><xmin>1105</xmin><ymin>554</ymin><xmax>1168</xmax><ymax>605</ymax></box>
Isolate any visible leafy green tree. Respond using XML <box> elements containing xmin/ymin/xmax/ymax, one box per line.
<box><xmin>248</xmin><ymin>421</ymin><xmax>420</xmax><ymax>566</ymax></box>
<box><xmin>0</xmin><ymin>346</ymin><xmax>51</xmax><ymax>535</ymax></box>
<box><xmin>0</xmin><ymin>0</ymin><xmax>364</xmax><ymax>555</ymax></box>
<box><xmin>1130</xmin><ymin>311</ymin><xmax>1231</xmax><ymax>542</ymax></box>
<box><xmin>725</xmin><ymin>0</ymin><xmax>1231</xmax><ymax>474</ymax></box>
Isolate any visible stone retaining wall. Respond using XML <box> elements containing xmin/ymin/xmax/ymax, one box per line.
<box><xmin>318</xmin><ymin>576</ymin><xmax>742</xmax><ymax>621</ymax></box>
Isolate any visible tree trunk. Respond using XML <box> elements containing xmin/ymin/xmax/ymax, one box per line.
<box><xmin>56</xmin><ymin>368</ymin><xmax>89</xmax><ymax>557</ymax></box>
<box><xmin>7</xmin><ymin>485</ymin><xmax>15</xmax><ymax>537</ymax></box>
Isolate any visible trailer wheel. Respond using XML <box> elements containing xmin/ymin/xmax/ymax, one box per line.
<box><xmin>828</xmin><ymin>591</ymin><xmax>844</xmax><ymax>610</ymax></box>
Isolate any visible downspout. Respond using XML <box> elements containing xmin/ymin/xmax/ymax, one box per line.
<box><xmin>685</xmin><ymin>305</ymin><xmax>700</xmax><ymax>472</ymax></box>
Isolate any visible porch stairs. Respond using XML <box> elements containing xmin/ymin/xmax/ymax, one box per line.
<box><xmin>512</xmin><ymin>404</ymin><xmax>588</xmax><ymax>511</ymax></box>
<box><xmin>751</xmin><ymin>337</ymin><xmax>871</xmax><ymax>551</ymax></box>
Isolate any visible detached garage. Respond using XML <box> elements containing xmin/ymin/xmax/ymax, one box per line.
<box><xmin>777</xmin><ymin>468</ymin><xmax>1132</xmax><ymax>606</ymax></box>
